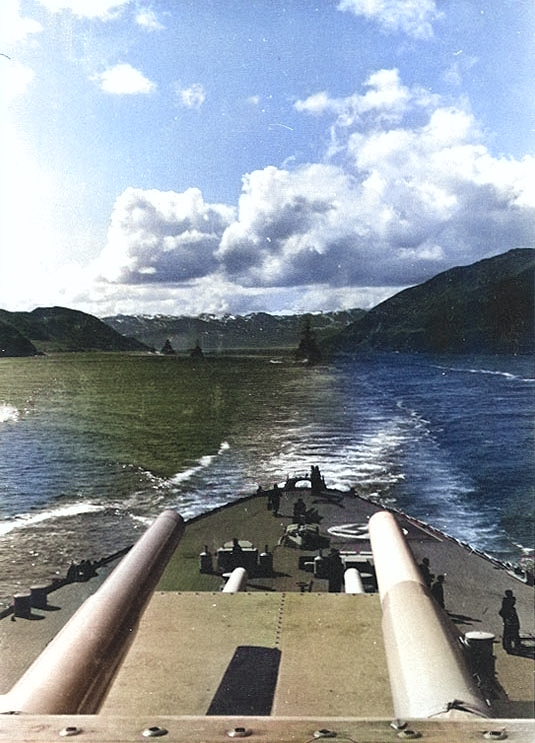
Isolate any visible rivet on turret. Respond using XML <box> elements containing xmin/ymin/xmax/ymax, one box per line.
<box><xmin>227</xmin><ymin>727</ymin><xmax>252</xmax><ymax>738</ymax></box>
<box><xmin>142</xmin><ymin>725</ymin><xmax>168</xmax><ymax>737</ymax></box>
<box><xmin>483</xmin><ymin>731</ymin><xmax>508</xmax><ymax>741</ymax></box>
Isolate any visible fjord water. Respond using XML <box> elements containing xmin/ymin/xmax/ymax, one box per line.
<box><xmin>0</xmin><ymin>352</ymin><xmax>533</xmax><ymax>605</ymax></box>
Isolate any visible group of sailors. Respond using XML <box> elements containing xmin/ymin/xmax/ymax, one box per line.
<box><xmin>418</xmin><ymin>557</ymin><xmax>446</xmax><ymax>607</ymax></box>
<box><xmin>66</xmin><ymin>559</ymin><xmax>97</xmax><ymax>583</ymax></box>
<box><xmin>264</xmin><ymin>487</ymin><xmax>322</xmax><ymax>525</ymax></box>
<box><xmin>420</xmin><ymin>556</ymin><xmax>524</xmax><ymax>654</ymax></box>
<box><xmin>262</xmin><ymin>465</ymin><xmax>327</xmax><ymax>523</ymax></box>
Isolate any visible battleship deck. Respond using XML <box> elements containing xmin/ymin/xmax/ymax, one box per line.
<box><xmin>0</xmin><ymin>486</ymin><xmax>533</xmax><ymax>741</ymax></box>
<box><xmin>100</xmin><ymin>592</ymin><xmax>391</xmax><ymax>718</ymax></box>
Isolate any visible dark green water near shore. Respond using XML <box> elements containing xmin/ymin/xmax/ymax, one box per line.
<box><xmin>0</xmin><ymin>353</ymin><xmax>292</xmax><ymax>478</ymax></box>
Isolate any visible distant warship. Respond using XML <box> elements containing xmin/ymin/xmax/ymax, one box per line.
<box><xmin>295</xmin><ymin>317</ymin><xmax>322</xmax><ymax>365</ymax></box>
<box><xmin>189</xmin><ymin>339</ymin><xmax>205</xmax><ymax>360</ymax></box>
<box><xmin>160</xmin><ymin>338</ymin><xmax>176</xmax><ymax>355</ymax></box>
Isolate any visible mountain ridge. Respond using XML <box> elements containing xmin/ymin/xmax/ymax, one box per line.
<box><xmin>103</xmin><ymin>309</ymin><xmax>365</xmax><ymax>354</ymax></box>
<box><xmin>0</xmin><ymin>307</ymin><xmax>148</xmax><ymax>356</ymax></box>
<box><xmin>328</xmin><ymin>248</ymin><xmax>534</xmax><ymax>355</ymax></box>
<box><xmin>1</xmin><ymin>249</ymin><xmax>532</xmax><ymax>357</ymax></box>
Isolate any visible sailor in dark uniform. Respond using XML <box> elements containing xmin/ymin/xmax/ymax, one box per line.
<box><xmin>431</xmin><ymin>574</ymin><xmax>445</xmax><ymax>608</ymax></box>
<box><xmin>328</xmin><ymin>548</ymin><xmax>344</xmax><ymax>593</ymax></box>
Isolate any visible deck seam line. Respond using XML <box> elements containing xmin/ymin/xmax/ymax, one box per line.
<box><xmin>275</xmin><ymin>592</ymin><xmax>286</xmax><ymax>648</ymax></box>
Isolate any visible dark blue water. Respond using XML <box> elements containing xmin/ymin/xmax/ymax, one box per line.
<box><xmin>334</xmin><ymin>354</ymin><xmax>534</xmax><ymax>560</ymax></box>
<box><xmin>0</xmin><ymin>353</ymin><xmax>533</xmax><ymax>604</ymax></box>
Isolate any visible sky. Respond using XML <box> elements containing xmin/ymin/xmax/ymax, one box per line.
<box><xmin>0</xmin><ymin>0</ymin><xmax>533</xmax><ymax>318</ymax></box>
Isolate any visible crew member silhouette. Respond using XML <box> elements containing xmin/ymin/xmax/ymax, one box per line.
<box><xmin>499</xmin><ymin>589</ymin><xmax>521</xmax><ymax>653</ymax></box>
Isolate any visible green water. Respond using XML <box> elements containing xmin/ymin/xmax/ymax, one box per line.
<box><xmin>1</xmin><ymin>352</ymin><xmax>303</xmax><ymax>478</ymax></box>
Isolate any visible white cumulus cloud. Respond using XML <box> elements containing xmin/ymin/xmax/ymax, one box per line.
<box><xmin>221</xmin><ymin>72</ymin><xmax>533</xmax><ymax>290</ymax></box>
<box><xmin>176</xmin><ymin>83</ymin><xmax>206</xmax><ymax>110</ymax></box>
<box><xmin>135</xmin><ymin>8</ymin><xmax>164</xmax><ymax>31</ymax></box>
<box><xmin>36</xmin><ymin>0</ymin><xmax>131</xmax><ymax>20</ymax></box>
<box><xmin>216</xmin><ymin>164</ymin><xmax>359</xmax><ymax>286</ymax></box>
<box><xmin>0</xmin><ymin>0</ymin><xmax>42</xmax><ymax>47</ymax></box>
<box><xmin>295</xmin><ymin>69</ymin><xmax>417</xmax><ymax>122</ymax></box>
<box><xmin>295</xmin><ymin>69</ymin><xmax>439</xmax><ymax>163</ymax></box>
<box><xmin>91</xmin><ymin>63</ymin><xmax>156</xmax><ymax>95</ymax></box>
<box><xmin>0</xmin><ymin>60</ymin><xmax>35</xmax><ymax>105</ymax></box>
<box><xmin>96</xmin><ymin>187</ymin><xmax>235</xmax><ymax>284</ymax></box>
<box><xmin>94</xmin><ymin>67</ymin><xmax>534</xmax><ymax>314</ymax></box>
<box><xmin>337</xmin><ymin>0</ymin><xmax>443</xmax><ymax>40</ymax></box>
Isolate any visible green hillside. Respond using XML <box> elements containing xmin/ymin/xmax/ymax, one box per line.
<box><xmin>329</xmin><ymin>249</ymin><xmax>534</xmax><ymax>355</ymax></box>
<box><xmin>0</xmin><ymin>307</ymin><xmax>149</xmax><ymax>356</ymax></box>
<box><xmin>0</xmin><ymin>319</ymin><xmax>40</xmax><ymax>357</ymax></box>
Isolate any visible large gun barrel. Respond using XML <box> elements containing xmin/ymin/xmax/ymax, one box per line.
<box><xmin>344</xmin><ymin>567</ymin><xmax>365</xmax><ymax>594</ymax></box>
<box><xmin>0</xmin><ymin>509</ymin><xmax>184</xmax><ymax>715</ymax></box>
<box><xmin>222</xmin><ymin>566</ymin><xmax>248</xmax><ymax>592</ymax></box>
<box><xmin>369</xmin><ymin>510</ymin><xmax>489</xmax><ymax>720</ymax></box>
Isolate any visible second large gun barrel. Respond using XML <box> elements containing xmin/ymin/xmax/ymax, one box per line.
<box><xmin>369</xmin><ymin>510</ymin><xmax>489</xmax><ymax>720</ymax></box>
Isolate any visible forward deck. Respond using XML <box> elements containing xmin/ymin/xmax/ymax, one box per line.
<box><xmin>0</xmin><ymin>485</ymin><xmax>533</xmax><ymax>741</ymax></box>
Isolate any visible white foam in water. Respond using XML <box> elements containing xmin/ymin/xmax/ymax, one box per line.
<box><xmin>435</xmin><ymin>364</ymin><xmax>535</xmax><ymax>384</ymax></box>
<box><xmin>1</xmin><ymin>356</ymin><xmax>529</xmax><ymax>590</ymax></box>
<box><xmin>0</xmin><ymin>502</ymin><xmax>106</xmax><ymax>536</ymax></box>
<box><xmin>0</xmin><ymin>404</ymin><xmax>19</xmax><ymax>423</ymax></box>
<box><xmin>146</xmin><ymin>369</ymin><xmax>529</xmax><ymax>563</ymax></box>
<box><xmin>129</xmin><ymin>514</ymin><xmax>154</xmax><ymax>527</ymax></box>
<box><xmin>108</xmin><ymin>441</ymin><xmax>240</xmax><ymax>524</ymax></box>
<box><xmin>250</xmin><ymin>419</ymin><xmax>408</xmax><ymax>495</ymax></box>
<box><xmin>170</xmin><ymin>441</ymin><xmax>231</xmax><ymax>486</ymax></box>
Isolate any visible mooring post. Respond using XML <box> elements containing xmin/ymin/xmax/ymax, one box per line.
<box><xmin>344</xmin><ymin>567</ymin><xmax>365</xmax><ymax>594</ymax></box>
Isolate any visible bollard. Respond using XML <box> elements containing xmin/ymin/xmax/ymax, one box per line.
<box><xmin>369</xmin><ymin>510</ymin><xmax>489</xmax><ymax>720</ymax></box>
<box><xmin>200</xmin><ymin>545</ymin><xmax>213</xmax><ymax>573</ymax></box>
<box><xmin>222</xmin><ymin>567</ymin><xmax>248</xmax><ymax>593</ymax></box>
<box><xmin>0</xmin><ymin>509</ymin><xmax>184</xmax><ymax>715</ymax></box>
<box><xmin>259</xmin><ymin>545</ymin><xmax>273</xmax><ymax>576</ymax></box>
<box><xmin>464</xmin><ymin>631</ymin><xmax>496</xmax><ymax>690</ymax></box>
<box><xmin>30</xmin><ymin>585</ymin><xmax>49</xmax><ymax>610</ymax></box>
<box><xmin>314</xmin><ymin>549</ymin><xmax>328</xmax><ymax>579</ymax></box>
<box><xmin>13</xmin><ymin>593</ymin><xmax>32</xmax><ymax>619</ymax></box>
<box><xmin>344</xmin><ymin>567</ymin><xmax>365</xmax><ymax>594</ymax></box>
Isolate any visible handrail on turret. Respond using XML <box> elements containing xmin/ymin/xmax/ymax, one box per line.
<box><xmin>0</xmin><ymin>509</ymin><xmax>184</xmax><ymax>715</ymax></box>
